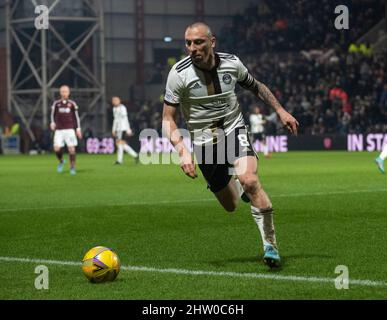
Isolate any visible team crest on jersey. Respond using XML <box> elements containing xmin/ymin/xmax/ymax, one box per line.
<box><xmin>222</xmin><ymin>73</ymin><xmax>232</xmax><ymax>84</ymax></box>
<box><xmin>67</xmin><ymin>103</ymin><xmax>72</xmax><ymax>107</ymax></box>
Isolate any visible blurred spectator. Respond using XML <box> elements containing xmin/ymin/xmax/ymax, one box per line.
<box><xmin>136</xmin><ymin>52</ymin><xmax>385</xmax><ymax>136</ymax></box>
<box><xmin>130</xmin><ymin>0</ymin><xmax>385</xmax><ymax>137</ymax></box>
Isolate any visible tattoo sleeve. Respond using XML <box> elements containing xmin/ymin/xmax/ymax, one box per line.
<box><xmin>238</xmin><ymin>73</ymin><xmax>283</xmax><ymax>112</ymax></box>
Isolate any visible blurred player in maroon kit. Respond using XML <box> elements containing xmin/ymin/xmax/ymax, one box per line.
<box><xmin>50</xmin><ymin>85</ymin><xmax>82</xmax><ymax>175</ymax></box>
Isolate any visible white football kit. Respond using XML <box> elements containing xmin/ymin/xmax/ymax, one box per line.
<box><xmin>112</xmin><ymin>104</ymin><xmax>138</xmax><ymax>163</ymax></box>
<box><xmin>164</xmin><ymin>52</ymin><xmax>254</xmax><ymax>146</ymax></box>
<box><xmin>51</xmin><ymin>99</ymin><xmax>81</xmax><ymax>148</ymax></box>
<box><xmin>112</xmin><ymin>104</ymin><xmax>131</xmax><ymax>140</ymax></box>
<box><xmin>164</xmin><ymin>52</ymin><xmax>279</xmax><ymax>260</ymax></box>
<box><xmin>54</xmin><ymin>129</ymin><xmax>78</xmax><ymax>147</ymax></box>
<box><xmin>249</xmin><ymin>114</ymin><xmax>265</xmax><ymax>134</ymax></box>
<box><xmin>249</xmin><ymin>112</ymin><xmax>269</xmax><ymax>156</ymax></box>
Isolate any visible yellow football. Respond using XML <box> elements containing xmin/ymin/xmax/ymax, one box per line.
<box><xmin>81</xmin><ymin>246</ymin><xmax>120</xmax><ymax>283</ymax></box>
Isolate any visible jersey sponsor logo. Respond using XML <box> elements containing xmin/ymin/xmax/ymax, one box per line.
<box><xmin>222</xmin><ymin>73</ymin><xmax>232</xmax><ymax>84</ymax></box>
<box><xmin>59</xmin><ymin>107</ymin><xmax>71</xmax><ymax>113</ymax></box>
<box><xmin>212</xmin><ymin>98</ymin><xmax>227</xmax><ymax>106</ymax></box>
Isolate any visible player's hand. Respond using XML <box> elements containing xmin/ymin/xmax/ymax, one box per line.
<box><xmin>76</xmin><ymin>128</ymin><xmax>82</xmax><ymax>139</ymax></box>
<box><xmin>179</xmin><ymin>148</ymin><xmax>197</xmax><ymax>179</ymax></box>
<box><xmin>50</xmin><ymin>122</ymin><xmax>56</xmax><ymax>131</ymax></box>
<box><xmin>277</xmin><ymin>108</ymin><xmax>299</xmax><ymax>136</ymax></box>
<box><xmin>112</xmin><ymin>132</ymin><xmax>116</xmax><ymax>138</ymax></box>
<box><xmin>126</xmin><ymin>130</ymin><xmax>133</xmax><ymax>137</ymax></box>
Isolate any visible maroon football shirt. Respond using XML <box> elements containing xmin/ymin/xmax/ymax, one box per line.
<box><xmin>50</xmin><ymin>100</ymin><xmax>81</xmax><ymax>130</ymax></box>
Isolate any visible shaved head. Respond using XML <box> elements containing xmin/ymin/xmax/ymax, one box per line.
<box><xmin>59</xmin><ymin>85</ymin><xmax>70</xmax><ymax>100</ymax></box>
<box><xmin>186</xmin><ymin>22</ymin><xmax>213</xmax><ymax>38</ymax></box>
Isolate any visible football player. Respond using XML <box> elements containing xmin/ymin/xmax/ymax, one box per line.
<box><xmin>50</xmin><ymin>85</ymin><xmax>82</xmax><ymax>175</ymax></box>
<box><xmin>162</xmin><ymin>23</ymin><xmax>299</xmax><ymax>268</ymax></box>
<box><xmin>112</xmin><ymin>96</ymin><xmax>139</xmax><ymax>164</ymax></box>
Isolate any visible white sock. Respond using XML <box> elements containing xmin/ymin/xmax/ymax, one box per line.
<box><xmin>251</xmin><ymin>206</ymin><xmax>277</xmax><ymax>249</ymax></box>
<box><xmin>117</xmin><ymin>144</ymin><xmax>124</xmax><ymax>163</ymax></box>
<box><xmin>123</xmin><ymin>144</ymin><xmax>138</xmax><ymax>158</ymax></box>
<box><xmin>380</xmin><ymin>145</ymin><xmax>387</xmax><ymax>160</ymax></box>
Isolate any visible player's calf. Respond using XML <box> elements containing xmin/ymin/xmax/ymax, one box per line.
<box><xmin>238</xmin><ymin>173</ymin><xmax>280</xmax><ymax>268</ymax></box>
<box><xmin>251</xmin><ymin>206</ymin><xmax>281</xmax><ymax>269</ymax></box>
<box><xmin>54</xmin><ymin>146</ymin><xmax>65</xmax><ymax>173</ymax></box>
<box><xmin>238</xmin><ymin>175</ymin><xmax>259</xmax><ymax>196</ymax></box>
<box><xmin>54</xmin><ymin>147</ymin><xmax>64</xmax><ymax>162</ymax></box>
<box><xmin>68</xmin><ymin>146</ymin><xmax>77</xmax><ymax>172</ymax></box>
<box><xmin>216</xmin><ymin>193</ymin><xmax>238</xmax><ymax>212</ymax></box>
<box><xmin>214</xmin><ymin>179</ymin><xmax>241</xmax><ymax>212</ymax></box>
<box><xmin>240</xmin><ymin>176</ymin><xmax>272</xmax><ymax>209</ymax></box>
<box><xmin>116</xmin><ymin>141</ymin><xmax>124</xmax><ymax>164</ymax></box>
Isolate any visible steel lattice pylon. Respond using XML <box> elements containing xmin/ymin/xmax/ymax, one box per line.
<box><xmin>5</xmin><ymin>0</ymin><xmax>106</xmax><ymax>141</ymax></box>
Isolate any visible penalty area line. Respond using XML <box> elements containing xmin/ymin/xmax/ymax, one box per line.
<box><xmin>0</xmin><ymin>256</ymin><xmax>386</xmax><ymax>288</ymax></box>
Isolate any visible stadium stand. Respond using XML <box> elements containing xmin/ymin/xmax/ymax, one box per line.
<box><xmin>129</xmin><ymin>0</ymin><xmax>386</xmax><ymax>137</ymax></box>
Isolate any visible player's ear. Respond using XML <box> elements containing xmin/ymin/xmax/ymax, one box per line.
<box><xmin>211</xmin><ymin>37</ymin><xmax>216</xmax><ymax>48</ymax></box>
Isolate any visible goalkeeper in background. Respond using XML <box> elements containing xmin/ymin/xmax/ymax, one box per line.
<box><xmin>111</xmin><ymin>96</ymin><xmax>139</xmax><ymax>165</ymax></box>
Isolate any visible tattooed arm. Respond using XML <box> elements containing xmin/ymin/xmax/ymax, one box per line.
<box><xmin>239</xmin><ymin>74</ymin><xmax>299</xmax><ymax>135</ymax></box>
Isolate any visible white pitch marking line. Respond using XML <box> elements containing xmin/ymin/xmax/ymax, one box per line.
<box><xmin>272</xmin><ymin>188</ymin><xmax>387</xmax><ymax>198</ymax></box>
<box><xmin>0</xmin><ymin>256</ymin><xmax>386</xmax><ymax>288</ymax></box>
<box><xmin>1</xmin><ymin>188</ymin><xmax>387</xmax><ymax>213</ymax></box>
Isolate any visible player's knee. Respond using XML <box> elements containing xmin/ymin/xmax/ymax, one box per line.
<box><xmin>239</xmin><ymin>175</ymin><xmax>259</xmax><ymax>195</ymax></box>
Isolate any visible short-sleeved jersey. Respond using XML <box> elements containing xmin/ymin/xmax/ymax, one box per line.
<box><xmin>164</xmin><ymin>52</ymin><xmax>252</xmax><ymax>145</ymax></box>
<box><xmin>112</xmin><ymin>104</ymin><xmax>131</xmax><ymax>132</ymax></box>
<box><xmin>51</xmin><ymin>99</ymin><xmax>81</xmax><ymax>130</ymax></box>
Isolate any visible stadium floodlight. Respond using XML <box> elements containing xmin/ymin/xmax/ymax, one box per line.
<box><xmin>164</xmin><ymin>36</ymin><xmax>173</xmax><ymax>43</ymax></box>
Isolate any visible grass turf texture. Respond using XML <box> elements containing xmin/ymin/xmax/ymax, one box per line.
<box><xmin>0</xmin><ymin>151</ymin><xmax>386</xmax><ymax>299</ymax></box>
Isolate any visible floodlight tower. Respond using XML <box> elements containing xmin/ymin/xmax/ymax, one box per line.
<box><xmin>5</xmin><ymin>0</ymin><xmax>106</xmax><ymax>141</ymax></box>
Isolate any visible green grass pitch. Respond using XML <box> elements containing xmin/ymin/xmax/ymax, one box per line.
<box><xmin>0</xmin><ymin>151</ymin><xmax>387</xmax><ymax>299</ymax></box>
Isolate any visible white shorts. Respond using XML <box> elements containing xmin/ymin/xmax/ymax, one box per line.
<box><xmin>54</xmin><ymin>129</ymin><xmax>78</xmax><ymax>147</ymax></box>
<box><xmin>115</xmin><ymin>131</ymin><xmax>125</xmax><ymax>140</ymax></box>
